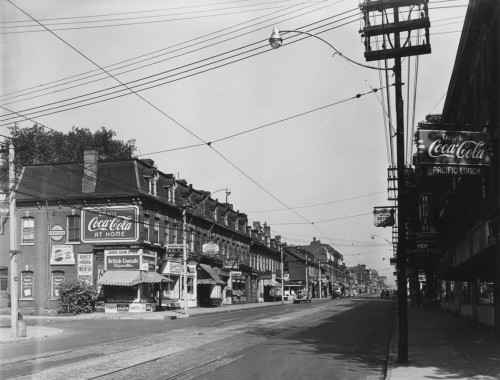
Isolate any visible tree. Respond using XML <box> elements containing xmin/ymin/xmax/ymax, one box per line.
<box><xmin>0</xmin><ymin>124</ymin><xmax>137</xmax><ymax>190</ymax></box>
<box><xmin>56</xmin><ymin>280</ymin><xmax>99</xmax><ymax>315</ymax></box>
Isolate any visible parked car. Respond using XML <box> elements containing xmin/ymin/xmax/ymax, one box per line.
<box><xmin>381</xmin><ymin>289</ymin><xmax>390</xmax><ymax>298</ymax></box>
<box><xmin>284</xmin><ymin>290</ymin><xmax>295</xmax><ymax>301</ymax></box>
<box><xmin>293</xmin><ymin>290</ymin><xmax>312</xmax><ymax>304</ymax></box>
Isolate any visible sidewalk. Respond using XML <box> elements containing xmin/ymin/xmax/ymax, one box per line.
<box><xmin>0</xmin><ymin>325</ymin><xmax>64</xmax><ymax>344</ymax></box>
<box><xmin>387</xmin><ymin>302</ymin><xmax>500</xmax><ymax>379</ymax></box>
<box><xmin>0</xmin><ymin>300</ymin><xmax>294</xmax><ymax>343</ymax></box>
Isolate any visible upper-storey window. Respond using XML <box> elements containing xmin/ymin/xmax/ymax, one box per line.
<box><xmin>144</xmin><ymin>217</ymin><xmax>150</xmax><ymax>242</ymax></box>
<box><xmin>67</xmin><ymin>215</ymin><xmax>80</xmax><ymax>242</ymax></box>
<box><xmin>21</xmin><ymin>217</ymin><xmax>34</xmax><ymax>244</ymax></box>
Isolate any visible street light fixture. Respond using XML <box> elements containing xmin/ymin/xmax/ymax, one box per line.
<box><xmin>182</xmin><ymin>187</ymin><xmax>229</xmax><ymax>315</ymax></box>
<box><xmin>371</xmin><ymin>234</ymin><xmax>392</xmax><ymax>245</ymax></box>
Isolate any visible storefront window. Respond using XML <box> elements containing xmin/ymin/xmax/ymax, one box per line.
<box><xmin>461</xmin><ymin>282</ymin><xmax>470</xmax><ymax>304</ymax></box>
<box><xmin>140</xmin><ymin>283</ymin><xmax>155</xmax><ymax>302</ymax></box>
<box><xmin>187</xmin><ymin>278</ymin><xmax>194</xmax><ymax>295</ymax></box>
<box><xmin>104</xmin><ymin>285</ymin><xmax>138</xmax><ymax>303</ymax></box>
<box><xmin>479</xmin><ymin>281</ymin><xmax>494</xmax><ymax>305</ymax></box>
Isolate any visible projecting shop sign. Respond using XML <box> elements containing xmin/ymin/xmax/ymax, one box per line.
<box><xmin>417</xmin><ymin>130</ymin><xmax>492</xmax><ymax>176</ymax></box>
<box><xmin>373</xmin><ymin>207</ymin><xmax>395</xmax><ymax>228</ymax></box>
<box><xmin>81</xmin><ymin>206</ymin><xmax>139</xmax><ymax>243</ymax></box>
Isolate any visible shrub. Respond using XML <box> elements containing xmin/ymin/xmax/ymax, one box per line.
<box><xmin>56</xmin><ymin>281</ymin><xmax>99</xmax><ymax>315</ymax></box>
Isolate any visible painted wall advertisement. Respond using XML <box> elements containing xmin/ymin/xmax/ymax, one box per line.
<box><xmin>52</xmin><ymin>276</ymin><xmax>65</xmax><ymax>298</ymax></box>
<box><xmin>22</xmin><ymin>275</ymin><xmax>33</xmax><ymax>298</ymax></box>
<box><xmin>78</xmin><ymin>253</ymin><xmax>93</xmax><ymax>285</ymax></box>
<box><xmin>81</xmin><ymin>206</ymin><xmax>139</xmax><ymax>243</ymax></box>
<box><xmin>162</xmin><ymin>260</ymin><xmax>181</xmax><ymax>275</ymax></box>
<box><xmin>50</xmin><ymin>245</ymin><xmax>76</xmax><ymax>265</ymax></box>
<box><xmin>417</xmin><ymin>130</ymin><xmax>492</xmax><ymax>176</ymax></box>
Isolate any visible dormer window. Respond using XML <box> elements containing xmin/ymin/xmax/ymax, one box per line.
<box><xmin>144</xmin><ymin>172</ymin><xmax>158</xmax><ymax>196</ymax></box>
<box><xmin>163</xmin><ymin>186</ymin><xmax>171</xmax><ymax>202</ymax></box>
<box><xmin>144</xmin><ymin>176</ymin><xmax>152</xmax><ymax>193</ymax></box>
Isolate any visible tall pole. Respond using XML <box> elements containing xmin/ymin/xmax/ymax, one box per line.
<box><xmin>9</xmin><ymin>144</ymin><xmax>19</xmax><ymax>338</ymax></box>
<box><xmin>280</xmin><ymin>245</ymin><xmax>284</xmax><ymax>305</ymax></box>
<box><xmin>182</xmin><ymin>207</ymin><xmax>188</xmax><ymax>315</ymax></box>
<box><xmin>318</xmin><ymin>260</ymin><xmax>321</xmax><ymax>299</ymax></box>
<box><xmin>394</xmin><ymin>6</ymin><xmax>408</xmax><ymax>363</ymax></box>
<box><xmin>305</xmin><ymin>252</ymin><xmax>308</xmax><ymax>295</ymax></box>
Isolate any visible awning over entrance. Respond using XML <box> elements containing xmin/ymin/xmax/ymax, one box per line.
<box><xmin>141</xmin><ymin>271</ymin><xmax>174</xmax><ymax>284</ymax></box>
<box><xmin>98</xmin><ymin>271</ymin><xmax>173</xmax><ymax>286</ymax></box>
<box><xmin>263</xmin><ymin>279</ymin><xmax>280</xmax><ymax>286</ymax></box>
<box><xmin>197</xmin><ymin>264</ymin><xmax>226</xmax><ymax>286</ymax></box>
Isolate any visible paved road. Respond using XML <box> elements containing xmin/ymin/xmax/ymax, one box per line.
<box><xmin>1</xmin><ymin>295</ymin><xmax>395</xmax><ymax>379</ymax></box>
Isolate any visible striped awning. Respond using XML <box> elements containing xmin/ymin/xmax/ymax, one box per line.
<box><xmin>263</xmin><ymin>279</ymin><xmax>280</xmax><ymax>286</ymax></box>
<box><xmin>98</xmin><ymin>271</ymin><xmax>173</xmax><ymax>286</ymax></box>
<box><xmin>198</xmin><ymin>264</ymin><xmax>226</xmax><ymax>286</ymax></box>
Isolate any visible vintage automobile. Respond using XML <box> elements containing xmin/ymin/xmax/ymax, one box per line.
<box><xmin>293</xmin><ymin>290</ymin><xmax>312</xmax><ymax>304</ymax></box>
<box><xmin>381</xmin><ymin>289</ymin><xmax>390</xmax><ymax>298</ymax></box>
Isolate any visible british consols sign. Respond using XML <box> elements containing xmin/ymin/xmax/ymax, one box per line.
<box><xmin>417</xmin><ymin>130</ymin><xmax>492</xmax><ymax>176</ymax></box>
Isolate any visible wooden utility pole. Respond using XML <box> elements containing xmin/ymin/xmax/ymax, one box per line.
<box><xmin>360</xmin><ymin>0</ymin><xmax>431</xmax><ymax>363</ymax></box>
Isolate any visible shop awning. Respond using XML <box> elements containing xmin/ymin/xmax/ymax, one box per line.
<box><xmin>98</xmin><ymin>271</ymin><xmax>173</xmax><ymax>286</ymax></box>
<box><xmin>141</xmin><ymin>271</ymin><xmax>174</xmax><ymax>284</ymax></box>
<box><xmin>198</xmin><ymin>264</ymin><xmax>226</xmax><ymax>286</ymax></box>
<box><xmin>263</xmin><ymin>279</ymin><xmax>280</xmax><ymax>286</ymax></box>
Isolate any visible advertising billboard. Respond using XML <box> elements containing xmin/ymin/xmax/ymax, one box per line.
<box><xmin>417</xmin><ymin>130</ymin><xmax>492</xmax><ymax>169</ymax></box>
<box><xmin>81</xmin><ymin>206</ymin><xmax>139</xmax><ymax>243</ymax></box>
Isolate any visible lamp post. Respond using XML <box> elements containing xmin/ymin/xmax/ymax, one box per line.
<box><xmin>181</xmin><ymin>187</ymin><xmax>229</xmax><ymax>315</ymax></box>
<box><xmin>7</xmin><ymin>144</ymin><xmax>19</xmax><ymax>338</ymax></box>
<box><xmin>371</xmin><ymin>234</ymin><xmax>393</xmax><ymax>245</ymax></box>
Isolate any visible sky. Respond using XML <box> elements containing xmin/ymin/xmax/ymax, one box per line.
<box><xmin>0</xmin><ymin>0</ymin><xmax>469</xmax><ymax>283</ymax></box>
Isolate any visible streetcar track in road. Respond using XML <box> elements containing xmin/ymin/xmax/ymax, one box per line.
<box><xmin>85</xmin><ymin>303</ymin><xmax>357</xmax><ymax>380</ymax></box>
<box><xmin>7</xmin><ymin>299</ymin><xmax>374</xmax><ymax>379</ymax></box>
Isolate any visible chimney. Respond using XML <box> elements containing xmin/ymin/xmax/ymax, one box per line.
<box><xmin>82</xmin><ymin>150</ymin><xmax>98</xmax><ymax>193</ymax></box>
<box><xmin>142</xmin><ymin>158</ymin><xmax>155</xmax><ymax>167</ymax></box>
<box><xmin>313</xmin><ymin>237</ymin><xmax>316</xmax><ymax>242</ymax></box>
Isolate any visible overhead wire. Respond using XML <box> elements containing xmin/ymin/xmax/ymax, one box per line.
<box><xmin>0</xmin><ymin>1</ymin><xmax>326</xmax><ymax>34</ymax></box>
<box><xmin>245</xmin><ymin>190</ymin><xmax>386</xmax><ymax>213</ymax></box>
<box><xmin>0</xmin><ymin>15</ymin><xmax>360</xmax><ymax>124</ymax></box>
<box><xmin>1</xmin><ymin>0</ymin><xmax>348</xmax><ymax>103</ymax></box>
<box><xmin>5</xmin><ymin>1</ymin><xmax>356</xmax><ymax>262</ymax></box>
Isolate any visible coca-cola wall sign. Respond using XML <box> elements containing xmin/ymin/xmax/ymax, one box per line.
<box><xmin>417</xmin><ymin>130</ymin><xmax>492</xmax><ymax>166</ymax></box>
<box><xmin>82</xmin><ymin>206</ymin><xmax>139</xmax><ymax>243</ymax></box>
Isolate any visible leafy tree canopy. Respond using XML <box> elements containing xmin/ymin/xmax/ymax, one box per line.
<box><xmin>4</xmin><ymin>124</ymin><xmax>137</xmax><ymax>167</ymax></box>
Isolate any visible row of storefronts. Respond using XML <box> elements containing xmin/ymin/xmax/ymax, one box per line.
<box><xmin>0</xmin><ymin>153</ymin><xmax>368</xmax><ymax>313</ymax></box>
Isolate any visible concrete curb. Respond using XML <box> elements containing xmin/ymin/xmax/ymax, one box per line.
<box><xmin>168</xmin><ymin>302</ymin><xmax>288</xmax><ymax>320</ymax></box>
<box><xmin>384</xmin><ymin>309</ymin><xmax>398</xmax><ymax>380</ymax></box>
<box><xmin>0</xmin><ymin>328</ymin><xmax>65</xmax><ymax>344</ymax></box>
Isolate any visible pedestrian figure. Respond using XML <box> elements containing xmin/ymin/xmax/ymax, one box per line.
<box><xmin>416</xmin><ymin>289</ymin><xmax>423</xmax><ymax>307</ymax></box>
<box><xmin>410</xmin><ymin>289</ymin><xmax>417</xmax><ymax>308</ymax></box>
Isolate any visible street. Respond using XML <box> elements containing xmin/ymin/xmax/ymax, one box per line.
<box><xmin>1</xmin><ymin>295</ymin><xmax>395</xmax><ymax>380</ymax></box>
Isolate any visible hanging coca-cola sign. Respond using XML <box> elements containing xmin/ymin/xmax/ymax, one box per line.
<box><xmin>417</xmin><ymin>130</ymin><xmax>492</xmax><ymax>166</ymax></box>
<box><xmin>82</xmin><ymin>206</ymin><xmax>139</xmax><ymax>243</ymax></box>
